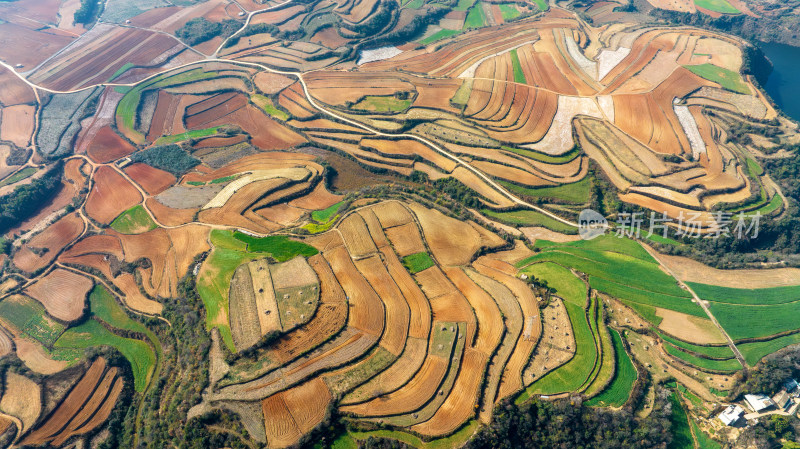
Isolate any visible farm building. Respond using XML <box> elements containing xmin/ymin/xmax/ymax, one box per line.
<box><xmin>744</xmin><ymin>394</ymin><xmax>775</xmax><ymax>413</ymax></box>
<box><xmin>785</xmin><ymin>379</ymin><xmax>799</xmax><ymax>395</ymax></box>
<box><xmin>718</xmin><ymin>405</ymin><xmax>744</xmax><ymax>426</ymax></box>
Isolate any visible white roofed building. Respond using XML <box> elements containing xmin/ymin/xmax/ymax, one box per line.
<box><xmin>718</xmin><ymin>405</ymin><xmax>745</xmax><ymax>426</ymax></box>
<box><xmin>744</xmin><ymin>394</ymin><xmax>775</xmax><ymax>413</ymax></box>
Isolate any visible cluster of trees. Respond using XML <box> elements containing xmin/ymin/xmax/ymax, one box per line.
<box><xmin>0</xmin><ymin>162</ymin><xmax>63</xmax><ymax>235</ymax></box>
<box><xmin>739</xmin><ymin>347</ymin><xmax>800</xmax><ymax>396</ymax></box>
<box><xmin>465</xmin><ymin>393</ymin><xmax>673</xmax><ymax>449</ymax></box>
<box><xmin>130</xmin><ymin>144</ymin><xmax>200</xmax><ymax>176</ymax></box>
<box><xmin>74</xmin><ymin>0</ymin><xmax>101</xmax><ymax>25</ymax></box>
<box><xmin>176</xmin><ymin>17</ymin><xmax>242</xmax><ymax>46</ymax></box>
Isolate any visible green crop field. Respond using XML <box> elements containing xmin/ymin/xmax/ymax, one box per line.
<box><xmin>754</xmin><ymin>195</ymin><xmax>783</xmax><ymax>215</ymax></box>
<box><xmin>521</xmin><ymin>301</ymin><xmax>597</xmax><ymax>397</ymax></box>
<box><xmin>737</xmin><ymin>332</ymin><xmax>800</xmax><ymax>366</ymax></box>
<box><xmin>684</xmin><ymin>64</ymin><xmax>749</xmax><ymax>94</ymax></box>
<box><xmin>198</xmin><ymin>230</ymin><xmax>256</xmax><ymax>350</ymax></box>
<box><xmin>89</xmin><ymin>285</ymin><xmax>149</xmax><ymax>334</ymax></box>
<box><xmin>311</xmin><ymin>201</ymin><xmax>345</xmax><ymax>223</ymax></box>
<box><xmin>585</xmin><ymin>329</ymin><xmax>637</xmax><ymax>407</ymax></box>
<box><xmin>510</xmin><ymin>49</ymin><xmax>526</xmax><ymax>84</ymax></box>
<box><xmin>154</xmin><ymin>126</ymin><xmax>222</xmax><ymax>145</ymax></box>
<box><xmin>454</xmin><ymin>0</ymin><xmax>475</xmax><ymax>10</ymax></box>
<box><xmin>532</xmin><ymin>0</ymin><xmax>547</xmax><ymax>10</ymax></box>
<box><xmin>55</xmin><ymin>319</ymin><xmax>155</xmax><ymax>391</ymax></box>
<box><xmin>499</xmin><ymin>178</ymin><xmax>591</xmax><ymax>204</ymax></box>
<box><xmin>745</xmin><ymin>157</ymin><xmax>763</xmax><ymax>177</ymax></box>
<box><xmin>517</xmin><ymin>236</ymin><xmax>706</xmax><ymax>321</ymax></box>
<box><xmin>109</xmin><ymin>62</ymin><xmax>134</xmax><ymax>81</ymax></box>
<box><xmin>420</xmin><ymin>29</ymin><xmax>461</xmax><ymax>45</ymax></box>
<box><xmin>465</xmin><ymin>2</ymin><xmax>487</xmax><ymax>28</ymax></box>
<box><xmin>520</xmin><ymin>262</ymin><xmax>587</xmax><ymax>307</ymax></box>
<box><xmin>499</xmin><ymin>4</ymin><xmax>520</xmax><ymax>19</ymax></box>
<box><xmin>668</xmin><ymin>391</ymin><xmax>694</xmax><ymax>449</ymax></box>
<box><xmin>301</xmin><ymin>217</ymin><xmax>339</xmax><ymax>234</ymax></box>
<box><xmin>688</xmin><ymin>282</ymin><xmax>800</xmax><ymax>305</ymax></box>
<box><xmin>693</xmin><ymin>0</ymin><xmax>740</xmax><ymax>14</ymax></box>
<box><xmin>663</xmin><ymin>342</ymin><xmax>742</xmax><ymax>372</ymax></box>
<box><xmin>482</xmin><ymin>209</ymin><xmax>577</xmax><ymax>233</ymax></box>
<box><xmin>706</xmin><ymin>300</ymin><xmax>800</xmax><ymax>340</ymax></box>
<box><xmin>0</xmin><ymin>167</ymin><xmax>37</xmax><ymax>188</ymax></box>
<box><xmin>110</xmin><ymin>205</ymin><xmax>157</xmax><ymax>234</ymax></box>
<box><xmin>232</xmin><ymin>232</ymin><xmax>318</xmax><ymax>261</ymax></box>
<box><xmin>691</xmin><ymin>421</ymin><xmax>722</xmax><ymax>449</ymax></box>
<box><xmin>252</xmin><ymin>94</ymin><xmax>290</xmax><ymax>121</ymax></box>
<box><xmin>403</xmin><ymin>252</ymin><xmax>435</xmax><ymax>274</ymax></box>
<box><xmin>353</xmin><ymin>95</ymin><xmax>412</xmax><ymax>113</ymax></box>
<box><xmin>344</xmin><ymin>420</ymin><xmax>479</xmax><ymax>449</ymax></box>
<box><xmin>582</xmin><ymin>301</ymin><xmax>613</xmax><ymax>395</ymax></box>
<box><xmin>211</xmin><ymin>175</ymin><xmax>238</xmax><ymax>184</ymax></box>
<box><xmin>0</xmin><ymin>296</ymin><xmax>65</xmax><ymax>346</ymax></box>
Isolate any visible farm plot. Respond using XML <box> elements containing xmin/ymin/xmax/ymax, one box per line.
<box><xmin>37</xmin><ymin>88</ymin><xmax>102</xmax><ymax>158</ymax></box>
<box><xmin>24</xmin><ymin>269</ymin><xmax>93</xmax><ymax>322</ymax></box>
<box><xmin>110</xmin><ymin>205</ymin><xmax>158</xmax><ymax>234</ymax></box>
<box><xmin>585</xmin><ymin>329</ymin><xmax>637</xmax><ymax>407</ymax></box>
<box><xmin>85</xmin><ymin>166</ymin><xmax>143</xmax><ymax>225</ymax></box>
<box><xmin>20</xmin><ymin>357</ymin><xmax>125</xmax><ymax>447</ymax></box>
<box><xmin>0</xmin><ymin>295</ymin><xmax>65</xmax><ymax>347</ymax></box>
<box><xmin>13</xmin><ymin>212</ymin><xmax>85</xmax><ymax>273</ymax></box>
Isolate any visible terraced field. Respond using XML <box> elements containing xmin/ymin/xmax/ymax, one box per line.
<box><xmin>0</xmin><ymin>1</ymin><xmax>799</xmax><ymax>447</ymax></box>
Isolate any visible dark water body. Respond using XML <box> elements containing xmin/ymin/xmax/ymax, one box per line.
<box><xmin>759</xmin><ymin>41</ymin><xmax>800</xmax><ymax>122</ymax></box>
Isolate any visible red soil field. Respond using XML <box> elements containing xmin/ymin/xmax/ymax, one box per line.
<box><xmin>287</xmin><ymin>182</ymin><xmax>342</xmax><ymax>210</ymax></box>
<box><xmin>21</xmin><ymin>357</ymin><xmax>107</xmax><ymax>446</ymax></box>
<box><xmin>124</xmin><ymin>163</ymin><xmax>177</xmax><ymax>195</ymax></box>
<box><xmin>380</xmin><ymin>246</ymin><xmax>431</xmax><ymax>339</ymax></box>
<box><xmin>354</xmin><ymin>255</ymin><xmax>410</xmax><ymax>355</ymax></box>
<box><xmin>193</xmin><ymin>135</ymin><xmax>247</xmax><ymax>149</ymax></box>
<box><xmin>145</xmin><ymin>198</ymin><xmax>197</xmax><ymax>227</ymax></box>
<box><xmin>323</xmin><ymin>245</ymin><xmax>384</xmax><ymax>336</ymax></box>
<box><xmin>25</xmin><ymin>269</ymin><xmax>92</xmax><ymax>322</ymax></box>
<box><xmin>412</xmin><ymin>348</ymin><xmax>486</xmax><ymax>436</ymax></box>
<box><xmin>341</xmin><ymin>356</ymin><xmax>448</xmax><ymax>416</ymax></box>
<box><xmin>0</xmin><ymin>23</ymin><xmax>74</xmax><ymax>71</ymax></box>
<box><xmin>262</xmin><ymin>254</ymin><xmax>347</xmax><ymax>366</ymax></box>
<box><xmin>0</xmin><ymin>105</ymin><xmax>34</xmax><ymax>147</ymax></box>
<box><xmin>202</xmin><ymin>104</ymin><xmax>305</xmax><ymax>150</ymax></box>
<box><xmin>13</xmin><ymin>213</ymin><xmax>85</xmax><ymax>273</ymax></box>
<box><xmin>280</xmin><ymin>377</ymin><xmax>331</xmax><ymax>433</ymax></box>
<box><xmin>444</xmin><ymin>267</ymin><xmax>502</xmax><ymax>354</ymax></box>
<box><xmin>86</xmin><ymin>126</ymin><xmax>136</xmax><ymax>164</ymax></box>
<box><xmin>85</xmin><ymin>166</ymin><xmax>143</xmax><ymax>224</ymax></box>
<box><xmin>0</xmin><ymin>66</ymin><xmax>36</xmax><ymax>105</ymax></box>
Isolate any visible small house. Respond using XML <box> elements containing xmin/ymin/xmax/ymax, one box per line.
<box><xmin>784</xmin><ymin>379</ymin><xmax>799</xmax><ymax>395</ymax></box>
<box><xmin>772</xmin><ymin>390</ymin><xmax>792</xmax><ymax>411</ymax></box>
<box><xmin>744</xmin><ymin>394</ymin><xmax>775</xmax><ymax>413</ymax></box>
<box><xmin>718</xmin><ymin>405</ymin><xmax>744</xmax><ymax>426</ymax></box>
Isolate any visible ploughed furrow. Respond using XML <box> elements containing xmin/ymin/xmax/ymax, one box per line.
<box><xmin>474</xmin><ymin>258</ymin><xmax>541</xmax><ymax>400</ymax></box>
<box><xmin>339</xmin><ymin>322</ymin><xmax>458</xmax><ymax>417</ymax></box>
<box><xmin>466</xmin><ymin>268</ymin><xmax>523</xmax><ymax>422</ymax></box>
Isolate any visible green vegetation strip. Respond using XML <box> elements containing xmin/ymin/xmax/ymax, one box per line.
<box><xmin>687</xmin><ymin>282</ymin><xmax>800</xmax><ymax>305</ymax></box>
<box><xmin>693</xmin><ymin>0</ymin><xmax>740</xmax><ymax>14</ymax></box>
<box><xmin>656</xmin><ymin>330</ymin><xmax>735</xmax><ymax>359</ymax></box>
<box><xmin>691</xmin><ymin>420</ymin><xmax>722</xmax><ymax>449</ymax></box>
<box><xmin>499</xmin><ymin>178</ymin><xmax>591</xmax><ymax>204</ymax></box>
<box><xmin>684</xmin><ymin>64</ymin><xmax>749</xmax><ymax>94</ymax></box>
<box><xmin>663</xmin><ymin>342</ymin><xmax>742</xmax><ymax>372</ymax></box>
<box><xmin>499</xmin><ymin>4</ymin><xmax>521</xmax><ymax>19</ymax></box>
<box><xmin>502</xmin><ymin>145</ymin><xmax>581</xmax><ymax>164</ymax></box>
<box><xmin>232</xmin><ymin>232</ymin><xmax>318</xmax><ymax>261</ymax></box>
<box><xmin>353</xmin><ymin>95</ymin><xmax>412</xmax><ymax>113</ymax></box>
<box><xmin>403</xmin><ymin>252</ymin><xmax>435</xmax><ymax>274</ymax></box>
<box><xmin>465</xmin><ymin>2</ymin><xmax>487</xmax><ymax>28</ymax></box>
<box><xmin>154</xmin><ymin>126</ymin><xmax>222</xmax><ymax>145</ymax></box>
<box><xmin>0</xmin><ymin>167</ymin><xmax>36</xmax><ymax>188</ymax></box>
<box><xmin>667</xmin><ymin>391</ymin><xmax>694</xmax><ymax>449</ymax></box>
<box><xmin>252</xmin><ymin>94</ymin><xmax>289</xmax><ymax>121</ymax></box>
<box><xmin>55</xmin><ymin>319</ymin><xmax>155</xmax><ymax>391</ymax></box>
<box><xmin>532</xmin><ymin>0</ymin><xmax>547</xmax><ymax>10</ymax></box>
<box><xmin>737</xmin><ymin>332</ymin><xmax>800</xmax><ymax>366</ymax></box>
<box><xmin>707</xmin><ymin>300</ymin><xmax>800</xmax><ymax>341</ymax></box>
<box><xmin>0</xmin><ymin>296</ymin><xmax>64</xmax><ymax>346</ymax></box>
<box><xmin>311</xmin><ymin>201</ymin><xmax>344</xmax><ymax>223</ymax></box>
<box><xmin>482</xmin><ymin>209</ymin><xmax>577</xmax><ymax>233</ymax></box>
<box><xmin>420</xmin><ymin>29</ymin><xmax>461</xmax><ymax>45</ymax></box>
<box><xmin>509</xmin><ymin>49</ymin><xmax>527</xmax><ymax>84</ymax></box>
<box><xmin>110</xmin><ymin>205</ymin><xmax>157</xmax><ymax>234</ymax></box>
<box><xmin>341</xmin><ymin>420</ymin><xmax>479</xmax><ymax>449</ymax></box>
<box><xmin>585</xmin><ymin>329</ymin><xmax>637</xmax><ymax>407</ymax></box>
